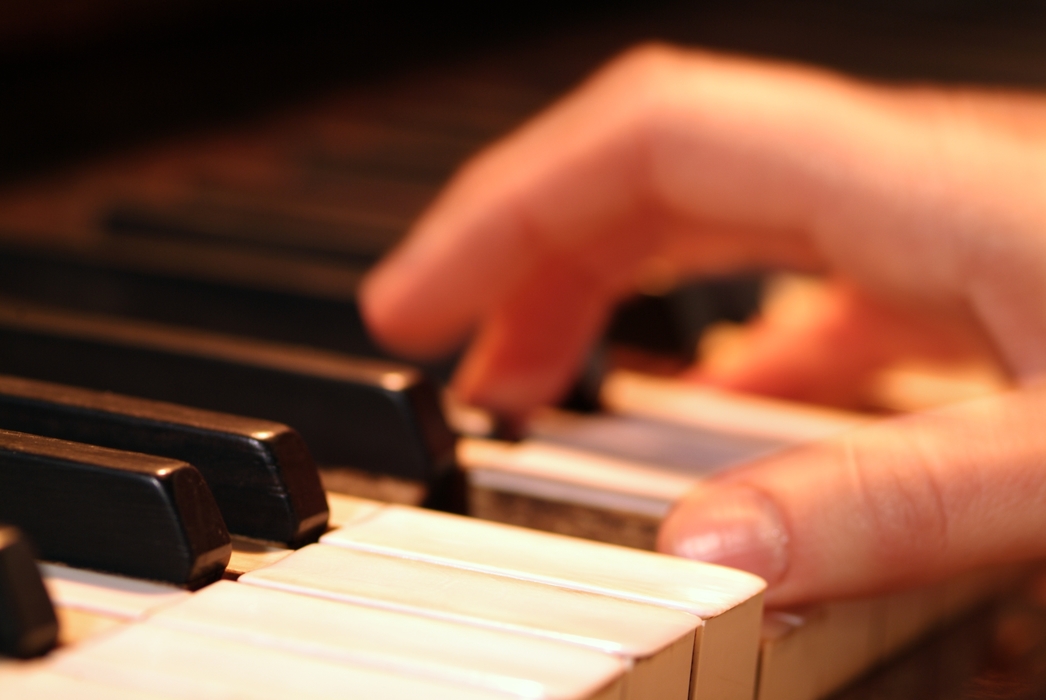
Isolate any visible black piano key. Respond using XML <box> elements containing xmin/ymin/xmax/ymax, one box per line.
<box><xmin>0</xmin><ymin>429</ymin><xmax>231</xmax><ymax>588</ymax></box>
<box><xmin>0</xmin><ymin>374</ymin><xmax>328</xmax><ymax>547</ymax></box>
<box><xmin>606</xmin><ymin>276</ymin><xmax>765</xmax><ymax>361</ymax></box>
<box><xmin>0</xmin><ymin>298</ymin><xmax>457</xmax><ymax>485</ymax></box>
<box><xmin>0</xmin><ymin>525</ymin><xmax>58</xmax><ymax>659</ymax></box>
<box><xmin>0</xmin><ymin>242</ymin><xmax>457</xmax><ymax>381</ymax></box>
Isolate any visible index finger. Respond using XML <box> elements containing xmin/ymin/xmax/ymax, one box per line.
<box><xmin>360</xmin><ymin>46</ymin><xmax>839</xmax><ymax>359</ymax></box>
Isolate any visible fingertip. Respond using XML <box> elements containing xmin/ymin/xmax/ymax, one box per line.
<box><xmin>659</xmin><ymin>484</ymin><xmax>791</xmax><ymax>590</ymax></box>
<box><xmin>358</xmin><ymin>261</ymin><xmax>462</xmax><ymax>359</ymax></box>
<box><xmin>357</xmin><ymin>262</ymin><xmax>412</xmax><ymax>354</ymax></box>
<box><xmin>451</xmin><ymin>338</ymin><xmax>572</xmax><ymax>421</ymax></box>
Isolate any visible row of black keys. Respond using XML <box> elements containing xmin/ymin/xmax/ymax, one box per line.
<box><xmin>0</xmin><ymin>372</ymin><xmax>328</xmax><ymax>579</ymax></box>
<box><xmin>0</xmin><ymin>294</ymin><xmax>465</xmax><ymax>658</ymax></box>
<box><xmin>0</xmin><ymin>368</ymin><xmax>346</xmax><ymax>660</ymax></box>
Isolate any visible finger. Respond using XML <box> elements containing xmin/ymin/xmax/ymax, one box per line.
<box><xmin>658</xmin><ymin>385</ymin><xmax>1046</xmax><ymax>607</ymax></box>
<box><xmin>690</xmin><ymin>280</ymin><xmax>996</xmax><ymax>408</ymax></box>
<box><xmin>361</xmin><ymin>46</ymin><xmax>834</xmax><ymax>361</ymax></box>
<box><xmin>359</xmin><ymin>55</ymin><xmax>658</xmax><ymax>359</ymax></box>
<box><xmin>362</xmin><ymin>43</ymin><xmax>1046</xmax><ymax>418</ymax></box>
<box><xmin>452</xmin><ymin>255</ymin><xmax>613</xmax><ymax>416</ymax></box>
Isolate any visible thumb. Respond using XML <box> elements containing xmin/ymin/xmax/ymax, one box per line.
<box><xmin>657</xmin><ymin>385</ymin><xmax>1046</xmax><ymax>607</ymax></box>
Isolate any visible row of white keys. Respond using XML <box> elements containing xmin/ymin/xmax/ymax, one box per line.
<box><xmin>14</xmin><ymin>567</ymin><xmax>627</xmax><ymax>700</ymax></box>
<box><xmin>148</xmin><ymin>580</ymin><xmax>627</xmax><ymax>700</ymax></box>
<box><xmin>5</xmin><ymin>510</ymin><xmax>659</xmax><ymax>698</ymax></box>
<box><xmin>5</xmin><ymin>592</ymin><xmax>617</xmax><ymax>700</ymax></box>
<box><xmin>298</xmin><ymin>499</ymin><xmax>765</xmax><ymax>700</ymax></box>
<box><xmin>49</xmin><ymin>623</ymin><xmax>526</xmax><ymax>700</ymax></box>
<box><xmin>242</xmin><ymin>544</ymin><xmax>698</xmax><ymax>700</ymax></box>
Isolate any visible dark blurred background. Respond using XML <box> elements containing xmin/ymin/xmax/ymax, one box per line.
<box><xmin>4</xmin><ymin>0</ymin><xmax>1046</xmax><ymax>182</ymax></box>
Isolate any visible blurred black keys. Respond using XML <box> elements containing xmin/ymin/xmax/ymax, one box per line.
<box><xmin>0</xmin><ymin>430</ymin><xmax>231</xmax><ymax>587</ymax></box>
<box><xmin>0</xmin><ymin>375</ymin><xmax>328</xmax><ymax>547</ymax></box>
<box><xmin>0</xmin><ymin>525</ymin><xmax>58</xmax><ymax>658</ymax></box>
<box><xmin>0</xmin><ymin>298</ymin><xmax>457</xmax><ymax>485</ymax></box>
<box><xmin>0</xmin><ymin>243</ymin><xmax>455</xmax><ymax>381</ymax></box>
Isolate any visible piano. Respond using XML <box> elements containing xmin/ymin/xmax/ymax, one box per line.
<box><xmin>3</xmin><ymin>1</ymin><xmax>1046</xmax><ymax>698</ymax></box>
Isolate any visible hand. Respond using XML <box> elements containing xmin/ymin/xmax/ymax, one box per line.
<box><xmin>361</xmin><ymin>44</ymin><xmax>1046</xmax><ymax>604</ymax></box>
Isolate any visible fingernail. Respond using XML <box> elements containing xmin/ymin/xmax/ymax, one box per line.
<box><xmin>664</xmin><ymin>486</ymin><xmax>790</xmax><ymax>585</ymax></box>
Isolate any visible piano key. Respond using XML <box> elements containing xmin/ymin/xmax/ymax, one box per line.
<box><xmin>39</xmin><ymin>564</ymin><xmax>189</xmax><ymax>621</ymax></box>
<box><xmin>0</xmin><ymin>374</ymin><xmax>328</xmax><ymax>546</ymax></box>
<box><xmin>0</xmin><ymin>666</ymin><xmax>170</xmax><ymax>700</ymax></box>
<box><xmin>0</xmin><ymin>240</ymin><xmax>456</xmax><ymax>382</ymax></box>
<box><xmin>0</xmin><ymin>430</ymin><xmax>231</xmax><ymax>587</ymax></box>
<box><xmin>0</xmin><ymin>297</ymin><xmax>457</xmax><ymax>486</ymax></box>
<box><xmin>52</xmin><ymin>608</ymin><xmax>125</xmax><ymax>648</ymax></box>
<box><xmin>600</xmin><ymin>370</ymin><xmax>866</xmax><ymax>443</ymax></box>
<box><xmin>150</xmin><ymin>580</ymin><xmax>628</xmax><ymax>700</ymax></box>
<box><xmin>321</xmin><ymin>503</ymin><xmax>764</xmax><ymax>615</ymax></box>
<box><xmin>0</xmin><ymin>525</ymin><xmax>58</xmax><ymax>658</ymax></box>
<box><xmin>316</xmin><ymin>502</ymin><xmax>764</xmax><ymax>700</ymax></box>
<box><xmin>315</xmin><ymin>505</ymin><xmax>758</xmax><ymax>694</ymax></box>
<box><xmin>462</xmin><ymin>437</ymin><xmax>699</xmax><ymax>519</ymax></box>
<box><xmin>242</xmin><ymin>544</ymin><xmax>698</xmax><ymax>700</ymax></box>
<box><xmin>525</xmin><ymin>408</ymin><xmax>791</xmax><ymax>473</ymax></box>
<box><xmin>222</xmin><ymin>491</ymin><xmax>380</xmax><ymax>577</ymax></box>
<box><xmin>51</xmin><ymin>623</ymin><xmax>596</xmax><ymax>700</ymax></box>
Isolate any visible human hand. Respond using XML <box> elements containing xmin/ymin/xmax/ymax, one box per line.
<box><xmin>361</xmin><ymin>45</ymin><xmax>1046</xmax><ymax>604</ymax></box>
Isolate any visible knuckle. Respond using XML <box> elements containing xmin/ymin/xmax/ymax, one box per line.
<box><xmin>838</xmin><ymin>432</ymin><xmax>952</xmax><ymax>571</ymax></box>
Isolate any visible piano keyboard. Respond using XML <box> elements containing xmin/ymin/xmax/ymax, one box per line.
<box><xmin>1</xmin><ymin>10</ymin><xmax>1037</xmax><ymax>697</ymax></box>
<box><xmin>1</xmin><ymin>487</ymin><xmax>762</xmax><ymax>700</ymax></box>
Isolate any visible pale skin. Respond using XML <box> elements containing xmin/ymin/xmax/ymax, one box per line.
<box><xmin>361</xmin><ymin>44</ymin><xmax>1046</xmax><ymax>608</ymax></box>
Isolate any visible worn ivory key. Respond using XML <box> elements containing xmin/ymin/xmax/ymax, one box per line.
<box><xmin>315</xmin><ymin>499</ymin><xmax>765</xmax><ymax>700</ymax></box>
<box><xmin>48</xmin><ymin>622</ymin><xmax>558</xmax><ymax>700</ymax></box>
<box><xmin>151</xmin><ymin>579</ymin><xmax>626</xmax><ymax>700</ymax></box>
<box><xmin>242</xmin><ymin>544</ymin><xmax>698</xmax><ymax>700</ymax></box>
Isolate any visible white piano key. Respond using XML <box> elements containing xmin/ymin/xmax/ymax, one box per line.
<box><xmin>226</xmin><ymin>538</ymin><xmax>294</xmax><ymax>577</ymax></box>
<box><xmin>51</xmin><ymin>623</ymin><xmax>574</xmax><ymax>700</ymax></box>
<box><xmin>319</xmin><ymin>505</ymin><xmax>764</xmax><ymax>700</ymax></box>
<box><xmin>524</xmin><ymin>409</ymin><xmax>787</xmax><ymax>476</ymax></box>
<box><xmin>320</xmin><ymin>504</ymin><xmax>764</xmax><ymax>618</ymax></box>
<box><xmin>460</xmin><ymin>438</ymin><xmax>695</xmax><ymax>519</ymax></box>
<box><xmin>40</xmin><ymin>563</ymin><xmax>189</xmax><ymax>620</ymax></box>
<box><xmin>326</xmin><ymin>491</ymin><xmax>385</xmax><ymax>528</ymax></box>
<box><xmin>0</xmin><ymin>665</ymin><xmax>168</xmax><ymax>700</ymax></box>
<box><xmin>149</xmin><ymin>580</ymin><xmax>626</xmax><ymax>700</ymax></box>
<box><xmin>600</xmin><ymin>370</ymin><xmax>865</xmax><ymax>443</ymax></box>
<box><xmin>241</xmin><ymin>544</ymin><xmax>697</xmax><ymax>700</ymax></box>
<box><xmin>54</xmin><ymin>606</ymin><xmax>127</xmax><ymax>647</ymax></box>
